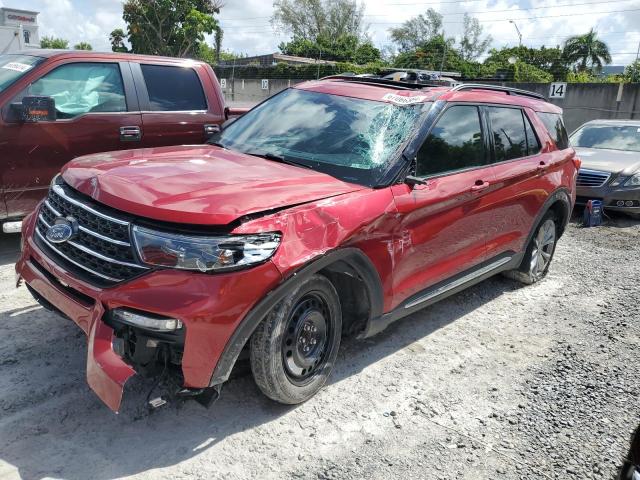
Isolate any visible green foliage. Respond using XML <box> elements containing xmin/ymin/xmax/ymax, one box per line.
<box><xmin>458</xmin><ymin>13</ymin><xmax>492</xmax><ymax>62</ymax></box>
<box><xmin>484</xmin><ymin>46</ymin><xmax>569</xmax><ymax>81</ymax></box>
<box><xmin>392</xmin><ymin>35</ymin><xmax>458</xmax><ymax>71</ymax></box>
<box><xmin>109</xmin><ymin>28</ymin><xmax>129</xmax><ymax>53</ymax></box>
<box><xmin>120</xmin><ymin>0</ymin><xmax>221</xmax><ymax>57</ymax></box>
<box><xmin>197</xmin><ymin>43</ymin><xmax>244</xmax><ymax>64</ymax></box>
<box><xmin>513</xmin><ymin>62</ymin><xmax>553</xmax><ymax>82</ymax></box>
<box><xmin>213</xmin><ymin>61</ymin><xmax>386</xmax><ymax>80</ymax></box>
<box><xmin>389</xmin><ymin>9</ymin><xmax>443</xmax><ymax>52</ymax></box>
<box><xmin>279</xmin><ymin>34</ymin><xmax>380</xmax><ymax>64</ymax></box>
<box><xmin>40</xmin><ymin>36</ymin><xmax>69</xmax><ymax>49</ymax></box>
<box><xmin>562</xmin><ymin>29</ymin><xmax>612</xmax><ymax>73</ymax></box>
<box><xmin>624</xmin><ymin>60</ymin><xmax>640</xmax><ymax>83</ymax></box>
<box><xmin>73</xmin><ymin>42</ymin><xmax>93</xmax><ymax>51</ymax></box>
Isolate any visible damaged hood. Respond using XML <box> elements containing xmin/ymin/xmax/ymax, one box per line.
<box><xmin>574</xmin><ymin>147</ymin><xmax>640</xmax><ymax>175</ymax></box>
<box><xmin>61</xmin><ymin>145</ymin><xmax>365</xmax><ymax>225</ymax></box>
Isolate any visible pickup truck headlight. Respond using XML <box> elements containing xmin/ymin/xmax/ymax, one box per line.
<box><xmin>624</xmin><ymin>173</ymin><xmax>640</xmax><ymax>188</ymax></box>
<box><xmin>132</xmin><ymin>226</ymin><xmax>281</xmax><ymax>272</ymax></box>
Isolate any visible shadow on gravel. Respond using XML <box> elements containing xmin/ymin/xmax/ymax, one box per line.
<box><xmin>0</xmin><ymin>273</ymin><xmax>519</xmax><ymax>480</ymax></box>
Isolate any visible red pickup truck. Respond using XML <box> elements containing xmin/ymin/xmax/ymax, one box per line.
<box><xmin>0</xmin><ymin>50</ymin><xmax>239</xmax><ymax>232</ymax></box>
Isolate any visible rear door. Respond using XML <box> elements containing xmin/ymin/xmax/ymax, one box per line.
<box><xmin>391</xmin><ymin>104</ymin><xmax>495</xmax><ymax>309</ymax></box>
<box><xmin>483</xmin><ymin>105</ymin><xmax>559</xmax><ymax>258</ymax></box>
<box><xmin>1</xmin><ymin>59</ymin><xmax>141</xmax><ymax>218</ymax></box>
<box><xmin>132</xmin><ymin>62</ymin><xmax>225</xmax><ymax>147</ymax></box>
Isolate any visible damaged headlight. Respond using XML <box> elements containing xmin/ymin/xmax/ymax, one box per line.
<box><xmin>132</xmin><ymin>226</ymin><xmax>281</xmax><ymax>272</ymax></box>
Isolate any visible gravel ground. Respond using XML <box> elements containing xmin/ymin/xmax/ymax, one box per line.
<box><xmin>0</xmin><ymin>214</ymin><xmax>638</xmax><ymax>480</ymax></box>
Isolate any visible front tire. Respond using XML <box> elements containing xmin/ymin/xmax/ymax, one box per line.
<box><xmin>504</xmin><ymin>211</ymin><xmax>558</xmax><ymax>285</ymax></box>
<box><xmin>250</xmin><ymin>274</ymin><xmax>342</xmax><ymax>404</ymax></box>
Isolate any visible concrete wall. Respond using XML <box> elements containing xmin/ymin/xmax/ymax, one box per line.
<box><xmin>220</xmin><ymin>78</ymin><xmax>640</xmax><ymax>133</ymax></box>
<box><xmin>0</xmin><ymin>25</ymin><xmax>24</xmax><ymax>54</ymax></box>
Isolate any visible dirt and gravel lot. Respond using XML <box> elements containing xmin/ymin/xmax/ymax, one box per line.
<box><xmin>0</xmin><ymin>214</ymin><xmax>638</xmax><ymax>480</ymax></box>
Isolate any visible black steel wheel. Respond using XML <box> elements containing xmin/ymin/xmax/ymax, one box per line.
<box><xmin>250</xmin><ymin>274</ymin><xmax>342</xmax><ymax>404</ymax></box>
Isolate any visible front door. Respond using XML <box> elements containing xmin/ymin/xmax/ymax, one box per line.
<box><xmin>1</xmin><ymin>60</ymin><xmax>141</xmax><ymax>218</ymax></box>
<box><xmin>391</xmin><ymin>104</ymin><xmax>495</xmax><ymax>309</ymax></box>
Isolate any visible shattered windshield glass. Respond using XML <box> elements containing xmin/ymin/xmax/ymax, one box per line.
<box><xmin>215</xmin><ymin>88</ymin><xmax>431</xmax><ymax>186</ymax></box>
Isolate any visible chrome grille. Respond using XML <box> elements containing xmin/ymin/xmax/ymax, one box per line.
<box><xmin>576</xmin><ymin>169</ymin><xmax>611</xmax><ymax>188</ymax></box>
<box><xmin>35</xmin><ymin>183</ymin><xmax>149</xmax><ymax>285</ymax></box>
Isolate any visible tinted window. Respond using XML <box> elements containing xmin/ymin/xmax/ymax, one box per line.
<box><xmin>524</xmin><ymin>114</ymin><xmax>541</xmax><ymax>155</ymax></box>
<box><xmin>488</xmin><ymin>107</ymin><xmax>527</xmax><ymax>162</ymax></box>
<box><xmin>416</xmin><ymin>105</ymin><xmax>485</xmax><ymax>177</ymax></box>
<box><xmin>570</xmin><ymin>124</ymin><xmax>640</xmax><ymax>152</ymax></box>
<box><xmin>0</xmin><ymin>54</ymin><xmax>43</xmax><ymax>93</ymax></box>
<box><xmin>537</xmin><ymin>112</ymin><xmax>569</xmax><ymax>149</ymax></box>
<box><xmin>215</xmin><ymin>88</ymin><xmax>430</xmax><ymax>187</ymax></box>
<box><xmin>28</xmin><ymin>62</ymin><xmax>126</xmax><ymax>118</ymax></box>
<box><xmin>141</xmin><ymin>64</ymin><xmax>206</xmax><ymax>111</ymax></box>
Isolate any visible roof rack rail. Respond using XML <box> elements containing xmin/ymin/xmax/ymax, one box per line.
<box><xmin>450</xmin><ymin>83</ymin><xmax>546</xmax><ymax>100</ymax></box>
<box><xmin>321</xmin><ymin>75</ymin><xmax>441</xmax><ymax>90</ymax></box>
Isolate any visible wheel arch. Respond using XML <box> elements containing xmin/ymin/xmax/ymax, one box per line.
<box><xmin>526</xmin><ymin>188</ymin><xmax>572</xmax><ymax>247</ymax></box>
<box><xmin>209</xmin><ymin>247</ymin><xmax>384</xmax><ymax>386</ymax></box>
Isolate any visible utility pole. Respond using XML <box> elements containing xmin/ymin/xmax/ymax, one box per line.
<box><xmin>509</xmin><ymin>20</ymin><xmax>522</xmax><ymax>47</ymax></box>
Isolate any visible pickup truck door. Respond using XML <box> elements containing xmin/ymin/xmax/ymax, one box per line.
<box><xmin>131</xmin><ymin>62</ymin><xmax>225</xmax><ymax>148</ymax></box>
<box><xmin>0</xmin><ymin>60</ymin><xmax>142</xmax><ymax>219</ymax></box>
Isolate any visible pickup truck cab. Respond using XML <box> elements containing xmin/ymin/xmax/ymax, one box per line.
<box><xmin>0</xmin><ymin>50</ymin><xmax>233</xmax><ymax>231</ymax></box>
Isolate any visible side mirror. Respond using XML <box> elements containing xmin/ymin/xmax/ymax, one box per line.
<box><xmin>405</xmin><ymin>175</ymin><xmax>427</xmax><ymax>186</ymax></box>
<box><xmin>11</xmin><ymin>96</ymin><xmax>56</xmax><ymax>123</ymax></box>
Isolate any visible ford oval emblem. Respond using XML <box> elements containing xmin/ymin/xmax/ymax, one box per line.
<box><xmin>46</xmin><ymin>219</ymin><xmax>74</xmax><ymax>244</ymax></box>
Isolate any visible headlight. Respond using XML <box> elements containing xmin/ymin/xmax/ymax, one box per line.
<box><xmin>624</xmin><ymin>173</ymin><xmax>640</xmax><ymax>187</ymax></box>
<box><xmin>132</xmin><ymin>226</ymin><xmax>281</xmax><ymax>272</ymax></box>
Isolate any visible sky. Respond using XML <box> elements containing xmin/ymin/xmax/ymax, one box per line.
<box><xmin>1</xmin><ymin>0</ymin><xmax>638</xmax><ymax>65</ymax></box>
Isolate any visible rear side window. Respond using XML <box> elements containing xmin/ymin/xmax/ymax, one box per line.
<box><xmin>537</xmin><ymin>112</ymin><xmax>569</xmax><ymax>149</ymax></box>
<box><xmin>416</xmin><ymin>105</ymin><xmax>486</xmax><ymax>177</ymax></box>
<box><xmin>524</xmin><ymin>114</ymin><xmax>541</xmax><ymax>155</ymax></box>
<box><xmin>141</xmin><ymin>64</ymin><xmax>207</xmax><ymax>111</ymax></box>
<box><xmin>487</xmin><ymin>107</ymin><xmax>527</xmax><ymax>162</ymax></box>
<box><xmin>27</xmin><ymin>62</ymin><xmax>126</xmax><ymax>118</ymax></box>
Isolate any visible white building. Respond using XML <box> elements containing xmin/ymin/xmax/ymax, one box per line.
<box><xmin>0</xmin><ymin>7</ymin><xmax>40</xmax><ymax>54</ymax></box>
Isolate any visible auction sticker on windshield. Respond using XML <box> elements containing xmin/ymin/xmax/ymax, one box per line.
<box><xmin>382</xmin><ymin>93</ymin><xmax>428</xmax><ymax>105</ymax></box>
<box><xmin>2</xmin><ymin>62</ymin><xmax>33</xmax><ymax>73</ymax></box>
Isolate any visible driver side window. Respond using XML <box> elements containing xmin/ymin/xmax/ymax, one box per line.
<box><xmin>27</xmin><ymin>62</ymin><xmax>127</xmax><ymax>119</ymax></box>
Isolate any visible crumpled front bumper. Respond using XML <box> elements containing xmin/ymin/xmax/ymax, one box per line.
<box><xmin>15</xmin><ymin>210</ymin><xmax>282</xmax><ymax>412</ymax></box>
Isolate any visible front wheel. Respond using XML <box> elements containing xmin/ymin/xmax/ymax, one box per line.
<box><xmin>250</xmin><ymin>274</ymin><xmax>342</xmax><ymax>404</ymax></box>
<box><xmin>504</xmin><ymin>212</ymin><xmax>558</xmax><ymax>285</ymax></box>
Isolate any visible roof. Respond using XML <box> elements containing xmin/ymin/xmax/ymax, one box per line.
<box><xmin>294</xmin><ymin>77</ymin><xmax>561</xmax><ymax>113</ymax></box>
<box><xmin>13</xmin><ymin>49</ymin><xmax>207</xmax><ymax>64</ymax></box>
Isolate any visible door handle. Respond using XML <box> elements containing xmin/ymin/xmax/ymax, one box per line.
<box><xmin>204</xmin><ymin>124</ymin><xmax>221</xmax><ymax>137</ymax></box>
<box><xmin>470</xmin><ymin>180</ymin><xmax>490</xmax><ymax>192</ymax></box>
<box><xmin>120</xmin><ymin>126</ymin><xmax>142</xmax><ymax>142</ymax></box>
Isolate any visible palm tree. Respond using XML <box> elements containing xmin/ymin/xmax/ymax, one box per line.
<box><xmin>562</xmin><ymin>28</ymin><xmax>612</xmax><ymax>73</ymax></box>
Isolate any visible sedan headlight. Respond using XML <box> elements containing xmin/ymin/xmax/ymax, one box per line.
<box><xmin>132</xmin><ymin>226</ymin><xmax>281</xmax><ymax>272</ymax></box>
<box><xmin>624</xmin><ymin>173</ymin><xmax>640</xmax><ymax>187</ymax></box>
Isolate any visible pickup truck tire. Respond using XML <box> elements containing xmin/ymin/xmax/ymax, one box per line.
<box><xmin>504</xmin><ymin>211</ymin><xmax>558</xmax><ymax>285</ymax></box>
<box><xmin>250</xmin><ymin>274</ymin><xmax>342</xmax><ymax>404</ymax></box>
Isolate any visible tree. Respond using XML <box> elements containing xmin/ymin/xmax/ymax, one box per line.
<box><xmin>279</xmin><ymin>34</ymin><xmax>380</xmax><ymax>63</ymax></box>
<box><xmin>74</xmin><ymin>42</ymin><xmax>93</xmax><ymax>51</ymax></box>
<box><xmin>272</xmin><ymin>0</ymin><xmax>365</xmax><ymax>41</ymax></box>
<box><xmin>458</xmin><ymin>14</ymin><xmax>491</xmax><ymax>62</ymax></box>
<box><xmin>389</xmin><ymin>9</ymin><xmax>443</xmax><ymax>52</ymax></box>
<box><xmin>40</xmin><ymin>36</ymin><xmax>69</xmax><ymax>49</ymax></box>
<box><xmin>624</xmin><ymin>60</ymin><xmax>640</xmax><ymax>83</ymax></box>
<box><xmin>213</xmin><ymin>25</ymin><xmax>223</xmax><ymax>63</ymax></box>
<box><xmin>484</xmin><ymin>46</ymin><xmax>569</xmax><ymax>80</ymax></box>
<box><xmin>562</xmin><ymin>28</ymin><xmax>612</xmax><ymax>73</ymax></box>
<box><xmin>109</xmin><ymin>28</ymin><xmax>129</xmax><ymax>53</ymax></box>
<box><xmin>120</xmin><ymin>0</ymin><xmax>223</xmax><ymax>57</ymax></box>
<box><xmin>393</xmin><ymin>34</ymin><xmax>458</xmax><ymax>71</ymax></box>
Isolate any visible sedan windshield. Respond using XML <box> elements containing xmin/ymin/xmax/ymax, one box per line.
<box><xmin>571</xmin><ymin>124</ymin><xmax>640</xmax><ymax>152</ymax></box>
<box><xmin>214</xmin><ymin>88</ymin><xmax>430</xmax><ymax>186</ymax></box>
<box><xmin>0</xmin><ymin>54</ymin><xmax>43</xmax><ymax>94</ymax></box>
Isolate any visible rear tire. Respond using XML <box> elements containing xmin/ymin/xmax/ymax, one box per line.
<box><xmin>250</xmin><ymin>274</ymin><xmax>342</xmax><ymax>404</ymax></box>
<box><xmin>504</xmin><ymin>211</ymin><xmax>558</xmax><ymax>285</ymax></box>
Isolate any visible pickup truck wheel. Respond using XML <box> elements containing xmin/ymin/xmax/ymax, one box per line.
<box><xmin>504</xmin><ymin>211</ymin><xmax>558</xmax><ymax>285</ymax></box>
<box><xmin>250</xmin><ymin>274</ymin><xmax>342</xmax><ymax>404</ymax></box>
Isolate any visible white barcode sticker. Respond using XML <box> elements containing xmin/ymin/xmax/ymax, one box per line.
<box><xmin>2</xmin><ymin>62</ymin><xmax>33</xmax><ymax>73</ymax></box>
<box><xmin>382</xmin><ymin>93</ymin><xmax>428</xmax><ymax>105</ymax></box>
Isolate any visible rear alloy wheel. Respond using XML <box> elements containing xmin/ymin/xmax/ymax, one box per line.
<box><xmin>504</xmin><ymin>212</ymin><xmax>558</xmax><ymax>285</ymax></box>
<box><xmin>250</xmin><ymin>274</ymin><xmax>341</xmax><ymax>404</ymax></box>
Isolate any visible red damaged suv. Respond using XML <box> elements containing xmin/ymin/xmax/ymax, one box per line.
<box><xmin>15</xmin><ymin>78</ymin><xmax>579</xmax><ymax>412</ymax></box>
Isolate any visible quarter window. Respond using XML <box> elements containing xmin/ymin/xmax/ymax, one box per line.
<box><xmin>524</xmin><ymin>113</ymin><xmax>541</xmax><ymax>155</ymax></box>
<box><xmin>537</xmin><ymin>112</ymin><xmax>569</xmax><ymax>150</ymax></box>
<box><xmin>27</xmin><ymin>62</ymin><xmax>126</xmax><ymax>119</ymax></box>
<box><xmin>487</xmin><ymin>107</ymin><xmax>528</xmax><ymax>162</ymax></box>
<box><xmin>141</xmin><ymin>64</ymin><xmax>207</xmax><ymax>111</ymax></box>
<box><xmin>416</xmin><ymin>105</ymin><xmax>486</xmax><ymax>177</ymax></box>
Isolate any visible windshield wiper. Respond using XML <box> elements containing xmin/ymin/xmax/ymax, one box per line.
<box><xmin>245</xmin><ymin>151</ymin><xmax>313</xmax><ymax>170</ymax></box>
